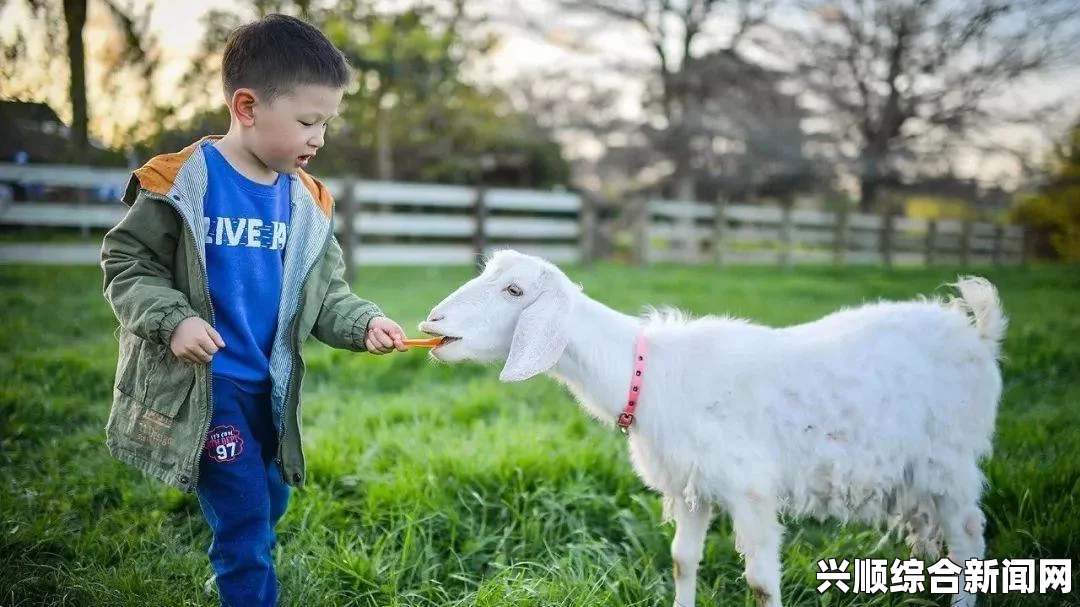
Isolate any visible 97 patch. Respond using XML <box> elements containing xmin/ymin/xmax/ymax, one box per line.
<box><xmin>205</xmin><ymin>425</ymin><xmax>245</xmax><ymax>463</ymax></box>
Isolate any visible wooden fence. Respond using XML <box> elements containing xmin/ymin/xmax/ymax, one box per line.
<box><xmin>0</xmin><ymin>163</ymin><xmax>1027</xmax><ymax>268</ymax></box>
<box><xmin>0</xmin><ymin>163</ymin><xmax>592</xmax><ymax>274</ymax></box>
<box><xmin>635</xmin><ymin>199</ymin><xmax>1026</xmax><ymax>267</ymax></box>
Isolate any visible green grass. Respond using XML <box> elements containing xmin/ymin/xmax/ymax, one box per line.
<box><xmin>1</xmin><ymin>262</ymin><xmax>1078</xmax><ymax>606</ymax></box>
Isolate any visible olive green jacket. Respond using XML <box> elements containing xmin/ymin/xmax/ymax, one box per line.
<box><xmin>100</xmin><ymin>136</ymin><xmax>381</xmax><ymax>493</ymax></box>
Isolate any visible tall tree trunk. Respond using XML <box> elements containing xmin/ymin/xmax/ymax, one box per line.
<box><xmin>674</xmin><ymin>170</ymin><xmax>695</xmax><ymax>201</ymax></box>
<box><xmin>669</xmin><ymin>104</ymin><xmax>696</xmax><ymax>201</ymax></box>
<box><xmin>859</xmin><ymin>176</ymin><xmax>879</xmax><ymax>213</ymax></box>
<box><xmin>63</xmin><ymin>0</ymin><xmax>89</xmax><ymax>161</ymax></box>
<box><xmin>858</xmin><ymin>151</ymin><xmax>881</xmax><ymax>213</ymax></box>
<box><xmin>376</xmin><ymin>100</ymin><xmax>393</xmax><ymax>180</ymax></box>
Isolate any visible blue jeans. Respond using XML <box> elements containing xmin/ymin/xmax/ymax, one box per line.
<box><xmin>196</xmin><ymin>376</ymin><xmax>290</xmax><ymax>607</ymax></box>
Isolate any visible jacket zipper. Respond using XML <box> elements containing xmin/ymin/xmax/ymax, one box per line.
<box><xmin>148</xmin><ymin>192</ymin><xmax>216</xmax><ymax>492</ymax></box>
<box><xmin>275</xmin><ymin>226</ymin><xmax>333</xmax><ymax>482</ymax></box>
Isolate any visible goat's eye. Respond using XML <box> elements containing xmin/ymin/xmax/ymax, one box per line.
<box><xmin>505</xmin><ymin>284</ymin><xmax>523</xmax><ymax>297</ymax></box>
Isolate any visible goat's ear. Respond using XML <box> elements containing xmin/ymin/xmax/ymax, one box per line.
<box><xmin>499</xmin><ymin>274</ymin><xmax>571</xmax><ymax>382</ymax></box>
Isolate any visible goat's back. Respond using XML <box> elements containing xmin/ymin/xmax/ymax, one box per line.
<box><xmin>636</xmin><ymin>290</ymin><xmax>1003</xmax><ymax>527</ymax></box>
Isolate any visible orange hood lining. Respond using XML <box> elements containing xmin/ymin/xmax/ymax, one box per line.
<box><xmin>127</xmin><ymin>135</ymin><xmax>334</xmax><ymax>218</ymax></box>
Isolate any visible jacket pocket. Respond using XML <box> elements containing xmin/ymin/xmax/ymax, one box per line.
<box><xmin>141</xmin><ymin>345</ymin><xmax>196</xmax><ymax>418</ymax></box>
<box><xmin>114</xmin><ymin>330</ymin><xmax>146</xmax><ymax>397</ymax></box>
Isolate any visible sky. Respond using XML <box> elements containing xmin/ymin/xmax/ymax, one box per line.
<box><xmin>146</xmin><ymin>0</ymin><xmax>567</xmax><ymax>87</ymax></box>
<box><xmin>3</xmin><ymin>0</ymin><xmax>1078</xmax><ymax>189</ymax></box>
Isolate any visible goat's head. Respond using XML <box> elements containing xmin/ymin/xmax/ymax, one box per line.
<box><xmin>419</xmin><ymin>249</ymin><xmax>577</xmax><ymax>382</ymax></box>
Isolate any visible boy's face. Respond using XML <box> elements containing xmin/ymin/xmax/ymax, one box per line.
<box><xmin>246</xmin><ymin>83</ymin><xmax>344</xmax><ymax>175</ymax></box>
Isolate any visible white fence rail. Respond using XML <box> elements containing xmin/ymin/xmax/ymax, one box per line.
<box><xmin>0</xmin><ymin>163</ymin><xmax>588</xmax><ymax>270</ymax></box>
<box><xmin>637</xmin><ymin>199</ymin><xmax>1026</xmax><ymax>267</ymax></box>
<box><xmin>1</xmin><ymin>163</ymin><xmax>1028</xmax><ymax>268</ymax></box>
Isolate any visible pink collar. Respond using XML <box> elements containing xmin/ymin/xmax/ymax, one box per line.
<box><xmin>616</xmin><ymin>332</ymin><xmax>647</xmax><ymax>435</ymax></box>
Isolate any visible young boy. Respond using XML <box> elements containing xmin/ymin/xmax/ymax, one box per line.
<box><xmin>100</xmin><ymin>14</ymin><xmax>407</xmax><ymax>606</ymax></box>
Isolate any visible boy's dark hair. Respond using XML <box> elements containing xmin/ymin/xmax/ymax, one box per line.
<box><xmin>222</xmin><ymin>14</ymin><xmax>350</xmax><ymax>101</ymax></box>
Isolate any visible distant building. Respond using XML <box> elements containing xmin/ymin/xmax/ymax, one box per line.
<box><xmin>0</xmin><ymin>100</ymin><xmax>119</xmax><ymax>165</ymax></box>
<box><xmin>0</xmin><ymin>101</ymin><xmax>71</xmax><ymax>163</ymax></box>
<box><xmin>885</xmin><ymin>176</ymin><xmax>1013</xmax><ymax>221</ymax></box>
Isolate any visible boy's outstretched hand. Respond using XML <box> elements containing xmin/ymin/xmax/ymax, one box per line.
<box><xmin>365</xmin><ymin>316</ymin><xmax>408</xmax><ymax>354</ymax></box>
<box><xmin>170</xmin><ymin>316</ymin><xmax>226</xmax><ymax>364</ymax></box>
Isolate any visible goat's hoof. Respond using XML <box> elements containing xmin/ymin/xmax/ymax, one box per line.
<box><xmin>751</xmin><ymin>586</ymin><xmax>771</xmax><ymax>606</ymax></box>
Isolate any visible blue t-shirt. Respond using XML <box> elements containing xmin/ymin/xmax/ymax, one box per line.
<box><xmin>201</xmin><ymin>142</ymin><xmax>291</xmax><ymax>393</ymax></box>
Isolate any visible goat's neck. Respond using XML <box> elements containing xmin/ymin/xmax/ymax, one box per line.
<box><xmin>550</xmin><ymin>293</ymin><xmax>642</xmax><ymax>424</ymax></box>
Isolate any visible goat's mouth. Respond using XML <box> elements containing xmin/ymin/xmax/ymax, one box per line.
<box><xmin>422</xmin><ymin>331</ymin><xmax>461</xmax><ymax>347</ymax></box>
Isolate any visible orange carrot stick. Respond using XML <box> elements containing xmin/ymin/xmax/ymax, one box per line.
<box><xmin>402</xmin><ymin>337</ymin><xmax>445</xmax><ymax>347</ymax></box>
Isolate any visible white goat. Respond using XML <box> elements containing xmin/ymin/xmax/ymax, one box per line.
<box><xmin>419</xmin><ymin>249</ymin><xmax>1005</xmax><ymax>607</ymax></box>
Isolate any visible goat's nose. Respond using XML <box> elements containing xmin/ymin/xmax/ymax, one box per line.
<box><xmin>426</xmin><ymin>312</ymin><xmax>445</xmax><ymax>323</ymax></box>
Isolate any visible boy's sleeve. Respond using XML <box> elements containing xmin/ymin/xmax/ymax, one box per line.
<box><xmin>311</xmin><ymin>235</ymin><xmax>383</xmax><ymax>351</ymax></box>
<box><xmin>100</xmin><ymin>193</ymin><xmax>199</xmax><ymax>345</ymax></box>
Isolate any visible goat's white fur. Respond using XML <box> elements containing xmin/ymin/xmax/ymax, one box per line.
<box><xmin>420</xmin><ymin>250</ymin><xmax>1005</xmax><ymax>607</ymax></box>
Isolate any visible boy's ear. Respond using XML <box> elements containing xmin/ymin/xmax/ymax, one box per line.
<box><xmin>230</xmin><ymin>88</ymin><xmax>258</xmax><ymax>127</ymax></box>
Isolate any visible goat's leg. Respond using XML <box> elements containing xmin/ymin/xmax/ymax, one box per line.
<box><xmin>671</xmin><ymin>497</ymin><xmax>711</xmax><ymax>607</ymax></box>
<box><xmin>731</xmin><ymin>503</ymin><xmax>783</xmax><ymax>607</ymax></box>
<box><xmin>940</xmin><ymin>497</ymin><xmax>986</xmax><ymax>607</ymax></box>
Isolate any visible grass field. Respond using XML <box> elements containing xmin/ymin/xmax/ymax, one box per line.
<box><xmin>1</xmin><ymin>261</ymin><xmax>1077</xmax><ymax>606</ymax></box>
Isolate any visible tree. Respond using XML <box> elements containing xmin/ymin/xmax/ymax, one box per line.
<box><xmin>1012</xmin><ymin>119</ymin><xmax>1080</xmax><ymax>261</ymax></box>
<box><xmin>63</xmin><ymin>0</ymin><xmax>89</xmax><ymax>153</ymax></box>
<box><xmin>0</xmin><ymin>0</ymin><xmax>157</xmax><ymax>159</ymax></box>
<box><xmin>792</xmin><ymin>0</ymin><xmax>1080</xmax><ymax>212</ymax></box>
<box><xmin>162</xmin><ymin>0</ymin><xmax>568</xmax><ymax>187</ymax></box>
<box><xmin>501</xmin><ymin>67</ymin><xmax>637</xmax><ymax>192</ymax></box>
<box><xmin>323</xmin><ymin>0</ymin><xmax>485</xmax><ymax>180</ymax></box>
<box><xmin>508</xmin><ymin>0</ymin><xmax>775</xmax><ymax>199</ymax></box>
<box><xmin>504</xmin><ymin>37</ymin><xmax>819</xmax><ymax>201</ymax></box>
<box><xmin>664</xmin><ymin>48</ymin><xmax>821</xmax><ymax>202</ymax></box>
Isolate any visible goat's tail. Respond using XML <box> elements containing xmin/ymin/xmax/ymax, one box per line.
<box><xmin>951</xmin><ymin>276</ymin><xmax>1008</xmax><ymax>358</ymax></box>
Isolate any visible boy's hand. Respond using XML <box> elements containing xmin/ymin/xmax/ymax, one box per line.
<box><xmin>365</xmin><ymin>316</ymin><xmax>407</xmax><ymax>354</ymax></box>
<box><xmin>170</xmin><ymin>317</ymin><xmax>225</xmax><ymax>364</ymax></box>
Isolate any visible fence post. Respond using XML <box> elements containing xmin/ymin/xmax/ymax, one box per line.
<box><xmin>1020</xmin><ymin>225</ymin><xmax>1031</xmax><ymax>267</ymax></box>
<box><xmin>992</xmin><ymin>223</ymin><xmax>1005</xmax><ymax>266</ymax></box>
<box><xmin>632</xmin><ymin>196</ymin><xmax>650</xmax><ymax>267</ymax></box>
<box><xmin>881</xmin><ymin>209</ymin><xmax>895</xmax><ymax>268</ymax></box>
<box><xmin>472</xmin><ymin>186</ymin><xmax>488</xmax><ymax>273</ymax></box>
<box><xmin>579</xmin><ymin>193</ymin><xmax>597</xmax><ymax>265</ymax></box>
<box><xmin>833</xmin><ymin>204</ymin><xmax>849</xmax><ymax>265</ymax></box>
<box><xmin>78</xmin><ymin>188</ymin><xmax>90</xmax><ymax>239</ymax></box>
<box><xmin>779</xmin><ymin>200</ymin><xmax>793</xmax><ymax>269</ymax></box>
<box><xmin>924</xmin><ymin>219</ymin><xmax>937</xmax><ymax>266</ymax></box>
<box><xmin>959</xmin><ymin>220</ymin><xmax>973</xmax><ymax>267</ymax></box>
<box><xmin>339</xmin><ymin>177</ymin><xmax>357</xmax><ymax>284</ymax></box>
<box><xmin>713</xmin><ymin>197</ymin><xmax>728</xmax><ymax>267</ymax></box>
<box><xmin>673</xmin><ymin>202</ymin><xmax>690</xmax><ymax>263</ymax></box>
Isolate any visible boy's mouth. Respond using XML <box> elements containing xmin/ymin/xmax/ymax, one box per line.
<box><xmin>296</xmin><ymin>154</ymin><xmax>314</xmax><ymax>168</ymax></box>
